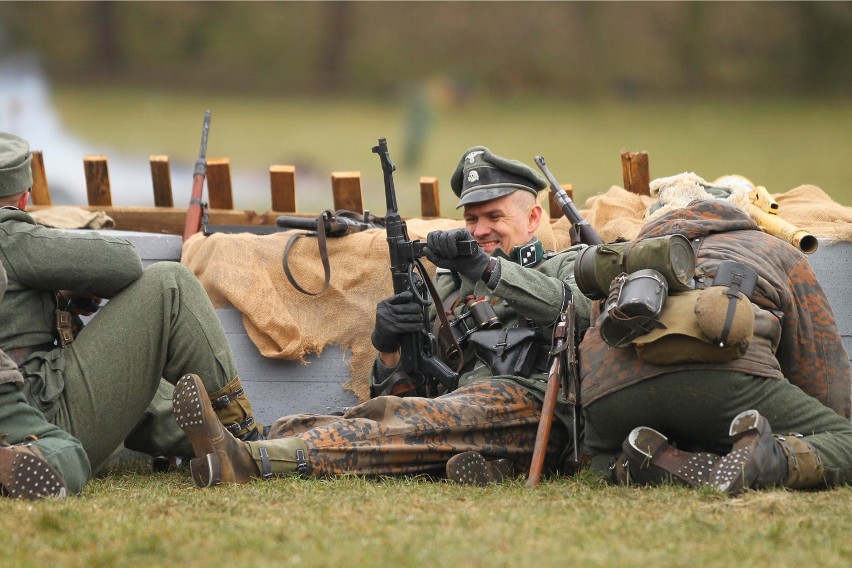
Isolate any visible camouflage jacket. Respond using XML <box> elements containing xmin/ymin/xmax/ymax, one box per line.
<box><xmin>580</xmin><ymin>200</ymin><xmax>851</xmax><ymax>418</ymax></box>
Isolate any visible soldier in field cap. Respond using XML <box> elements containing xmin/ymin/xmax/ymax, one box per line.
<box><xmin>0</xmin><ymin>132</ymin><xmax>33</xmax><ymax>206</ymax></box>
<box><xmin>171</xmin><ymin>145</ymin><xmax>595</xmax><ymax>488</ymax></box>
<box><xmin>451</xmin><ymin>146</ymin><xmax>546</xmax><ymax>208</ymax></box>
<box><xmin>0</xmin><ymin>131</ymin><xmax>266</xmax><ymax>499</ymax></box>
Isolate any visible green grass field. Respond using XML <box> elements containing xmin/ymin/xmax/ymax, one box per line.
<box><xmin>50</xmin><ymin>86</ymin><xmax>852</xmax><ymax>215</ymax></box>
<box><xmin>7</xmin><ymin>461</ymin><xmax>852</xmax><ymax>568</ymax></box>
<box><xmin>15</xmin><ymin>86</ymin><xmax>850</xmax><ymax>567</ymax></box>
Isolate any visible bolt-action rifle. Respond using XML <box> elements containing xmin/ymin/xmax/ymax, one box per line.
<box><xmin>371</xmin><ymin>137</ymin><xmax>476</xmax><ymax>396</ymax></box>
<box><xmin>527</xmin><ymin>299</ymin><xmax>580</xmax><ymax>487</ymax></box>
<box><xmin>183</xmin><ymin>111</ymin><xmax>211</xmax><ymax>242</ymax></box>
<box><xmin>534</xmin><ymin>155</ymin><xmax>603</xmax><ymax>246</ymax></box>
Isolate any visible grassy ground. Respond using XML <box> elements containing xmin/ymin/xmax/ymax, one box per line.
<box><xmin>5</xmin><ymin>461</ymin><xmax>852</xmax><ymax>568</ymax></box>
<box><xmin>49</xmin><ymin>86</ymin><xmax>852</xmax><ymax>215</ymax></box>
<box><xmin>19</xmin><ymin>87</ymin><xmax>851</xmax><ymax>567</ymax></box>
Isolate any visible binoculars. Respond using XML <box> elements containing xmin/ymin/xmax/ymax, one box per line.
<box><xmin>439</xmin><ymin>295</ymin><xmax>501</xmax><ymax>362</ymax></box>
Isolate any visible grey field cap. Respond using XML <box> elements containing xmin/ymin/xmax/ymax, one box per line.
<box><xmin>450</xmin><ymin>146</ymin><xmax>546</xmax><ymax>208</ymax></box>
<box><xmin>0</xmin><ymin>132</ymin><xmax>33</xmax><ymax>198</ymax></box>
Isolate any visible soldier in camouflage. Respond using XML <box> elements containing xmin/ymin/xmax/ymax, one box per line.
<box><xmin>173</xmin><ymin>146</ymin><xmax>593</xmax><ymax>487</ymax></box>
<box><xmin>580</xmin><ymin>199</ymin><xmax>852</xmax><ymax>495</ymax></box>
<box><xmin>0</xmin><ymin>132</ymin><xmax>265</xmax><ymax>498</ymax></box>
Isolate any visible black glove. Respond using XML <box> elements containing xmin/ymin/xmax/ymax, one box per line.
<box><xmin>423</xmin><ymin>228</ymin><xmax>490</xmax><ymax>281</ymax></box>
<box><xmin>371</xmin><ymin>291</ymin><xmax>424</xmax><ymax>353</ymax></box>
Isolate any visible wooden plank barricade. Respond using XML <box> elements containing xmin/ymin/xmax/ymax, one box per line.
<box><xmin>23</xmin><ymin>149</ymin><xmax>852</xmax><ymax>424</ymax></box>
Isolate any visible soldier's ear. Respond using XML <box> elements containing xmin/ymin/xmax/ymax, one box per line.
<box><xmin>16</xmin><ymin>189</ymin><xmax>31</xmax><ymax>210</ymax></box>
<box><xmin>527</xmin><ymin>203</ymin><xmax>543</xmax><ymax>234</ymax></box>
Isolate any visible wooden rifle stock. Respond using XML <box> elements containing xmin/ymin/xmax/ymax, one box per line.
<box><xmin>534</xmin><ymin>155</ymin><xmax>603</xmax><ymax>246</ymax></box>
<box><xmin>526</xmin><ymin>300</ymin><xmax>576</xmax><ymax>487</ymax></box>
<box><xmin>183</xmin><ymin>111</ymin><xmax>212</xmax><ymax>242</ymax></box>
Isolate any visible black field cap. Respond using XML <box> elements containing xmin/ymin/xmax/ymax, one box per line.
<box><xmin>450</xmin><ymin>146</ymin><xmax>546</xmax><ymax>208</ymax></box>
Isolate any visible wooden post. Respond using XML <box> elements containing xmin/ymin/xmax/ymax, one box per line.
<box><xmin>548</xmin><ymin>183</ymin><xmax>573</xmax><ymax>219</ymax></box>
<box><xmin>149</xmin><ymin>155</ymin><xmax>173</xmax><ymax>207</ymax></box>
<box><xmin>419</xmin><ymin>176</ymin><xmax>441</xmax><ymax>217</ymax></box>
<box><xmin>206</xmin><ymin>157</ymin><xmax>234</xmax><ymax>210</ymax></box>
<box><xmin>621</xmin><ymin>150</ymin><xmax>650</xmax><ymax>196</ymax></box>
<box><xmin>30</xmin><ymin>151</ymin><xmax>52</xmax><ymax>205</ymax></box>
<box><xmin>270</xmin><ymin>165</ymin><xmax>297</xmax><ymax>212</ymax></box>
<box><xmin>83</xmin><ymin>155</ymin><xmax>112</xmax><ymax>206</ymax></box>
<box><xmin>331</xmin><ymin>172</ymin><xmax>363</xmax><ymax>213</ymax></box>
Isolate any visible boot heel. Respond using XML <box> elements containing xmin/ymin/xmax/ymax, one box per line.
<box><xmin>190</xmin><ymin>453</ymin><xmax>223</xmax><ymax>488</ymax></box>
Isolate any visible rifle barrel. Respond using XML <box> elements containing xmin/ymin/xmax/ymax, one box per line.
<box><xmin>183</xmin><ymin>110</ymin><xmax>212</xmax><ymax>242</ymax></box>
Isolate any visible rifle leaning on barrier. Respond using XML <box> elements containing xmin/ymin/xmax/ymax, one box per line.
<box><xmin>182</xmin><ymin>110</ymin><xmax>212</xmax><ymax>242</ymax></box>
<box><xmin>526</xmin><ymin>299</ymin><xmax>580</xmax><ymax>487</ymax></box>
<box><xmin>371</xmin><ymin>137</ymin><xmax>476</xmax><ymax>396</ymax></box>
<box><xmin>534</xmin><ymin>155</ymin><xmax>603</xmax><ymax>246</ymax></box>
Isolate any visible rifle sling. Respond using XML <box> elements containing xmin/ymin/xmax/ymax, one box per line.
<box><xmin>281</xmin><ymin>216</ymin><xmax>332</xmax><ymax>296</ymax></box>
<box><xmin>417</xmin><ymin>259</ymin><xmax>465</xmax><ymax>376</ymax></box>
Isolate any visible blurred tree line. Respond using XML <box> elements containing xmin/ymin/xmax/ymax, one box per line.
<box><xmin>1</xmin><ymin>1</ymin><xmax>851</xmax><ymax>98</ymax></box>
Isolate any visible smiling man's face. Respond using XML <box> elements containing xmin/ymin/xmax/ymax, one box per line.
<box><xmin>463</xmin><ymin>190</ymin><xmax>542</xmax><ymax>256</ymax></box>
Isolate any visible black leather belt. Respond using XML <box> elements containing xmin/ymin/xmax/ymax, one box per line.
<box><xmin>4</xmin><ymin>342</ymin><xmax>56</xmax><ymax>367</ymax></box>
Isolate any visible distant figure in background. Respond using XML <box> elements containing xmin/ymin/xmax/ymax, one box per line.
<box><xmin>0</xmin><ymin>131</ymin><xmax>265</xmax><ymax>498</ymax></box>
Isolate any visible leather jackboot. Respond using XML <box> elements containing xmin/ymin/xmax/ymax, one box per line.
<box><xmin>616</xmin><ymin>426</ymin><xmax>720</xmax><ymax>487</ymax></box>
<box><xmin>207</xmin><ymin>377</ymin><xmax>266</xmax><ymax>441</ymax></box>
<box><xmin>0</xmin><ymin>437</ymin><xmax>67</xmax><ymax>500</ymax></box>
<box><xmin>708</xmin><ymin>409</ymin><xmax>788</xmax><ymax>495</ymax></box>
<box><xmin>174</xmin><ymin>374</ymin><xmax>308</xmax><ymax>487</ymax></box>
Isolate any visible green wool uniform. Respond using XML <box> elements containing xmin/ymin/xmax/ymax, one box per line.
<box><xmin>269</xmin><ymin>242</ymin><xmax>592</xmax><ymax>477</ymax></box>
<box><xmin>0</xmin><ymin>206</ymin><xmax>242</xmax><ymax>492</ymax></box>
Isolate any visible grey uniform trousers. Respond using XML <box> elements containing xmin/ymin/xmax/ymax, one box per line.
<box><xmin>17</xmin><ymin>262</ymin><xmax>238</xmax><ymax>492</ymax></box>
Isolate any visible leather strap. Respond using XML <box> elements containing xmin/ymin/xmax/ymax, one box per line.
<box><xmin>259</xmin><ymin>446</ymin><xmax>273</xmax><ymax>479</ymax></box>
<box><xmin>419</xmin><ymin>258</ymin><xmax>465</xmax><ymax>374</ymax></box>
<box><xmin>295</xmin><ymin>448</ymin><xmax>308</xmax><ymax>476</ymax></box>
<box><xmin>210</xmin><ymin>386</ymin><xmax>244</xmax><ymax>410</ymax></box>
<box><xmin>281</xmin><ymin>215</ymin><xmax>332</xmax><ymax>296</ymax></box>
<box><xmin>225</xmin><ymin>416</ymin><xmax>255</xmax><ymax>437</ymax></box>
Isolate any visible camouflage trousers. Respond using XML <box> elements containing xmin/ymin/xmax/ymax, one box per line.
<box><xmin>269</xmin><ymin>379</ymin><xmax>568</xmax><ymax>477</ymax></box>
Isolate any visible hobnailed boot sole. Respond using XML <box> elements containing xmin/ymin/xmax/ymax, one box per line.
<box><xmin>446</xmin><ymin>452</ymin><xmax>514</xmax><ymax>486</ymax></box>
<box><xmin>0</xmin><ymin>447</ymin><xmax>67</xmax><ymax>500</ymax></box>
<box><xmin>624</xmin><ymin>427</ymin><xmax>719</xmax><ymax>487</ymax></box>
<box><xmin>710</xmin><ymin>409</ymin><xmax>778</xmax><ymax>495</ymax></box>
<box><xmin>173</xmin><ymin>375</ymin><xmax>222</xmax><ymax>486</ymax></box>
<box><xmin>173</xmin><ymin>374</ymin><xmax>260</xmax><ymax>487</ymax></box>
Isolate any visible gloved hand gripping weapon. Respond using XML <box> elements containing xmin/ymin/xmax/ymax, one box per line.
<box><xmin>372</xmin><ymin>137</ymin><xmax>477</xmax><ymax>395</ymax></box>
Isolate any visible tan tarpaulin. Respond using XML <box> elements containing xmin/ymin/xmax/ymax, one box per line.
<box><xmin>181</xmin><ymin>185</ymin><xmax>851</xmax><ymax>400</ymax></box>
<box><xmin>30</xmin><ymin>206</ymin><xmax>115</xmax><ymax>230</ymax></box>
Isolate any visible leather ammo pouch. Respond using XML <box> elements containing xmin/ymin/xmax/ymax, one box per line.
<box><xmin>468</xmin><ymin>327</ymin><xmax>538</xmax><ymax>378</ymax></box>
